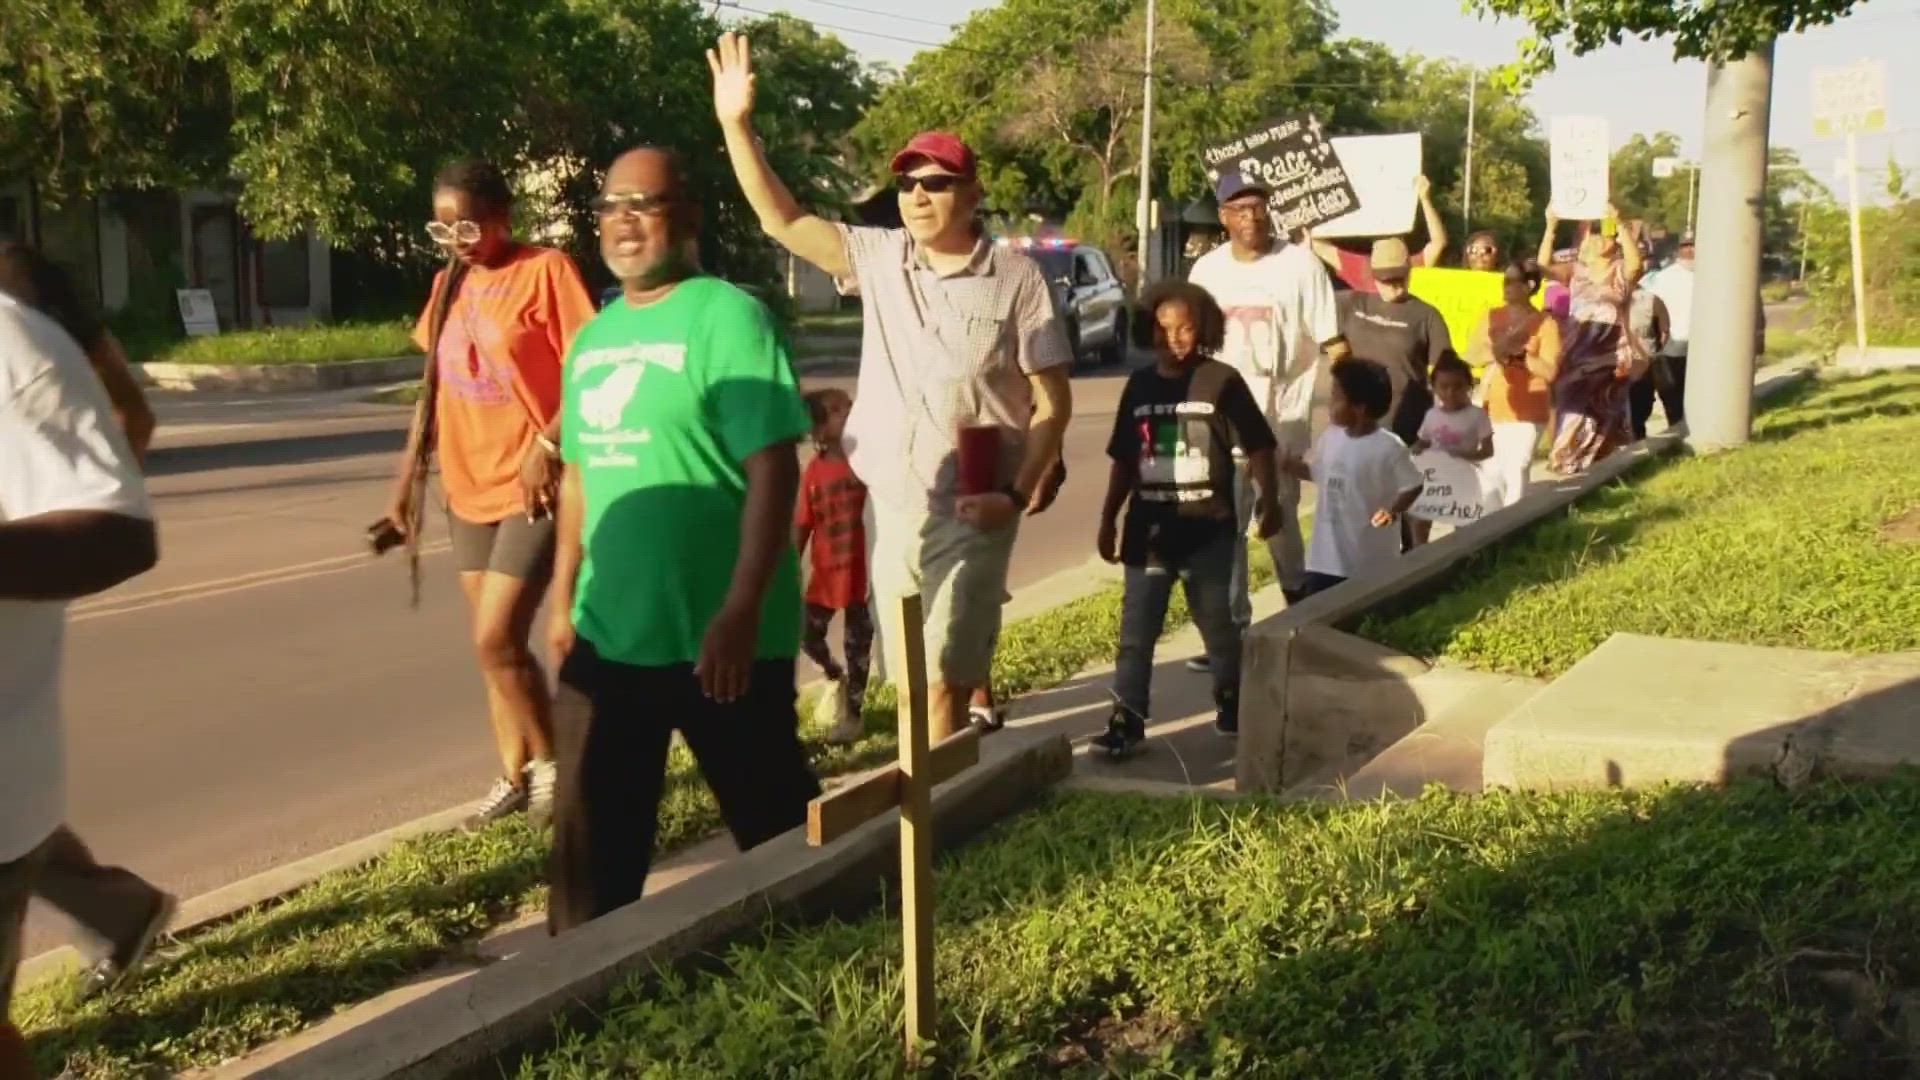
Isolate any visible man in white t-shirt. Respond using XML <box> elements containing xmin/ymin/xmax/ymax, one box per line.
<box><xmin>0</xmin><ymin>291</ymin><xmax>159</xmax><ymax>1079</ymax></box>
<box><xmin>1187</xmin><ymin>173</ymin><xmax>1350</xmax><ymax>665</ymax></box>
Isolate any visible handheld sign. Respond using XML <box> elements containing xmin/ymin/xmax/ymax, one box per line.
<box><xmin>176</xmin><ymin>289</ymin><xmax>220</xmax><ymax>337</ymax></box>
<box><xmin>1202</xmin><ymin>113</ymin><xmax>1360</xmax><ymax>235</ymax></box>
<box><xmin>1409</xmin><ymin>451</ymin><xmax>1489</xmax><ymax>526</ymax></box>
<box><xmin>1549</xmin><ymin>116</ymin><xmax>1610</xmax><ymax>220</ymax></box>
<box><xmin>1314</xmin><ymin>133</ymin><xmax>1422</xmax><ymax>239</ymax></box>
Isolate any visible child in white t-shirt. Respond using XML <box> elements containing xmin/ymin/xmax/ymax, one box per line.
<box><xmin>1408</xmin><ymin>352</ymin><xmax>1495</xmax><ymax>544</ymax></box>
<box><xmin>1280</xmin><ymin>358</ymin><xmax>1424</xmax><ymax>597</ymax></box>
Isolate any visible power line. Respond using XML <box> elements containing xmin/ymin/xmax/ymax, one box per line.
<box><xmin>795</xmin><ymin>0</ymin><xmax>954</xmax><ymax>31</ymax></box>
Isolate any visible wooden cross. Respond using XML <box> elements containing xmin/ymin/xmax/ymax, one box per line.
<box><xmin>805</xmin><ymin>593</ymin><xmax>981</xmax><ymax>1058</ymax></box>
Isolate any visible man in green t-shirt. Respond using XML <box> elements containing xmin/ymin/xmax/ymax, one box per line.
<box><xmin>543</xmin><ymin>147</ymin><xmax>821</xmax><ymax>933</ymax></box>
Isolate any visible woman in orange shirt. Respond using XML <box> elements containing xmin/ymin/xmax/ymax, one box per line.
<box><xmin>1468</xmin><ymin>259</ymin><xmax>1561</xmax><ymax>507</ymax></box>
<box><xmin>382</xmin><ymin>159</ymin><xmax>597</xmax><ymax>829</ymax></box>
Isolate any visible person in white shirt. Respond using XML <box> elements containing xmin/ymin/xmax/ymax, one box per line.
<box><xmin>1642</xmin><ymin>234</ymin><xmax>1693</xmax><ymax>431</ymax></box>
<box><xmin>1281</xmin><ymin>358</ymin><xmax>1425</xmax><ymax>596</ymax></box>
<box><xmin>1186</xmin><ymin>172</ymin><xmax>1350</xmax><ymax>671</ymax></box>
<box><xmin>0</xmin><ymin>289</ymin><xmax>159</xmax><ymax>1080</ymax></box>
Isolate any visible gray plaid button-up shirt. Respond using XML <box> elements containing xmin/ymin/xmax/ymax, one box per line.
<box><xmin>835</xmin><ymin>225</ymin><xmax>1073</xmax><ymax>513</ymax></box>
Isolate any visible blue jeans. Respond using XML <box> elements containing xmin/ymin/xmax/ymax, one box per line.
<box><xmin>1115</xmin><ymin>533</ymin><xmax>1242</xmax><ymax>721</ymax></box>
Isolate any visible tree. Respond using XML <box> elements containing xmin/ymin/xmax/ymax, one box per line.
<box><xmin>1608</xmin><ymin>132</ymin><xmax>1696</xmax><ymax>236</ymax></box>
<box><xmin>999</xmin><ymin>9</ymin><xmax>1208</xmax><ymax>242</ymax></box>
<box><xmin>0</xmin><ymin>0</ymin><xmax>874</xmax><ymax>305</ymax></box>
<box><xmin>1459</xmin><ymin>0</ymin><xmax>1868</xmax><ymax>76</ymax></box>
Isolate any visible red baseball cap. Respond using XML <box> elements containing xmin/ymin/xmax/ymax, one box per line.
<box><xmin>890</xmin><ymin>131</ymin><xmax>976</xmax><ymax>178</ymax></box>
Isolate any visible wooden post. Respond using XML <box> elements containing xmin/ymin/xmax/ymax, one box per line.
<box><xmin>802</xmin><ymin>593</ymin><xmax>978</xmax><ymax>1061</ymax></box>
<box><xmin>890</xmin><ymin>592</ymin><xmax>936</xmax><ymax>1056</ymax></box>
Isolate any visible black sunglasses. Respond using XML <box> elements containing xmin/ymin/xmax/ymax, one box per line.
<box><xmin>592</xmin><ymin>192</ymin><xmax>673</xmax><ymax>218</ymax></box>
<box><xmin>895</xmin><ymin>173</ymin><xmax>963</xmax><ymax>195</ymax></box>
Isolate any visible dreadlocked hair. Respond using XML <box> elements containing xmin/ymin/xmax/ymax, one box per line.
<box><xmin>402</xmin><ymin>251</ymin><xmax>470</xmax><ymax>606</ymax></box>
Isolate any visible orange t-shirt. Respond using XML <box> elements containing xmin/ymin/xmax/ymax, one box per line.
<box><xmin>1471</xmin><ymin>306</ymin><xmax>1562</xmax><ymax>425</ymax></box>
<box><xmin>412</xmin><ymin>245</ymin><xmax>596</xmax><ymax>523</ymax></box>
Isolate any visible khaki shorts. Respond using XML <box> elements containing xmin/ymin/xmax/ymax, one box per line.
<box><xmin>0</xmin><ymin>833</ymin><xmax>51</xmax><ymax>1016</ymax></box>
<box><xmin>868</xmin><ymin>504</ymin><xmax>1018</xmax><ymax>690</ymax></box>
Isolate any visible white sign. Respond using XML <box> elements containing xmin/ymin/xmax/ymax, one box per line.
<box><xmin>1651</xmin><ymin>156</ymin><xmax>1682</xmax><ymax>180</ymax></box>
<box><xmin>1549</xmin><ymin>116</ymin><xmax>1610</xmax><ymax>220</ymax></box>
<box><xmin>1313</xmin><ymin>133</ymin><xmax>1423</xmax><ymax>239</ymax></box>
<box><xmin>175</xmin><ymin>289</ymin><xmax>220</xmax><ymax>337</ymax></box>
<box><xmin>1409</xmin><ymin>451</ymin><xmax>1489</xmax><ymax>526</ymax></box>
<box><xmin>1812</xmin><ymin>60</ymin><xmax>1888</xmax><ymax>140</ymax></box>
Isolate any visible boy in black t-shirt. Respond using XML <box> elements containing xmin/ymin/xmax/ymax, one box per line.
<box><xmin>1095</xmin><ymin>282</ymin><xmax>1281</xmax><ymax>755</ymax></box>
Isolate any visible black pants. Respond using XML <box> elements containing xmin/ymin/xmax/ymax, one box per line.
<box><xmin>1300</xmin><ymin>571</ymin><xmax>1347</xmax><ymax>598</ymax></box>
<box><xmin>547</xmin><ymin>642</ymin><xmax>821</xmax><ymax>934</ymax></box>
<box><xmin>1630</xmin><ymin>352</ymin><xmax>1688</xmax><ymax>440</ymax></box>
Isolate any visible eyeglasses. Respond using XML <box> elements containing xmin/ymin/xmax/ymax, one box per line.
<box><xmin>1221</xmin><ymin>202</ymin><xmax>1268</xmax><ymax>219</ymax></box>
<box><xmin>895</xmin><ymin>173</ymin><xmax>962</xmax><ymax>195</ymax></box>
<box><xmin>593</xmin><ymin>192</ymin><xmax>673</xmax><ymax>219</ymax></box>
<box><xmin>425</xmin><ymin>220</ymin><xmax>482</xmax><ymax>246</ymax></box>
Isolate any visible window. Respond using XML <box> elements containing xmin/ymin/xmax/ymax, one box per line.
<box><xmin>1072</xmin><ymin>250</ymin><xmax>1100</xmax><ymax>287</ymax></box>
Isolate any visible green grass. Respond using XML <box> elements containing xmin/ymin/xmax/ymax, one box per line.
<box><xmin>125</xmin><ymin>320</ymin><xmax>419</xmax><ymax>366</ymax></box>
<box><xmin>22</xmin><ymin>548</ymin><xmax>1276</xmax><ymax>1077</ymax></box>
<box><xmin>518</xmin><ymin>778</ymin><xmax>1920</xmax><ymax>1078</ymax></box>
<box><xmin>1364</xmin><ymin>371</ymin><xmax>1920</xmax><ymax>678</ymax></box>
<box><xmin>1764</xmin><ymin>326</ymin><xmax>1827</xmax><ymax>362</ymax></box>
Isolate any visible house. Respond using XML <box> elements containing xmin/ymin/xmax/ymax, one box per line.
<box><xmin>0</xmin><ymin>181</ymin><xmax>333</xmax><ymax>331</ymax></box>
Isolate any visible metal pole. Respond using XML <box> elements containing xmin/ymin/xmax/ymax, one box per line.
<box><xmin>1685</xmin><ymin>166</ymin><xmax>1698</xmax><ymax>236</ymax></box>
<box><xmin>1133</xmin><ymin>0</ymin><xmax>1157</xmax><ymax>291</ymax></box>
<box><xmin>1684</xmin><ymin>40</ymin><xmax>1774</xmax><ymax>452</ymax></box>
<box><xmin>1463</xmin><ymin>65</ymin><xmax>1477</xmax><ymax>237</ymax></box>
<box><xmin>1846</xmin><ymin>131</ymin><xmax>1868</xmax><ymax>350</ymax></box>
<box><xmin>1796</xmin><ymin>199</ymin><xmax>1810</xmax><ymax>283</ymax></box>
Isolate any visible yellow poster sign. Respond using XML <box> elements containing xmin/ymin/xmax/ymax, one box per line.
<box><xmin>1407</xmin><ymin>267</ymin><xmax>1550</xmax><ymax>369</ymax></box>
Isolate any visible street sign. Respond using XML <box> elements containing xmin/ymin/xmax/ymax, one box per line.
<box><xmin>1812</xmin><ymin>60</ymin><xmax>1887</xmax><ymax>140</ymax></box>
<box><xmin>1651</xmin><ymin>156</ymin><xmax>1681</xmax><ymax>179</ymax></box>
<box><xmin>1549</xmin><ymin>116</ymin><xmax>1610</xmax><ymax>220</ymax></box>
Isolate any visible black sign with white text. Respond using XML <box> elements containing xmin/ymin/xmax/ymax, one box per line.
<box><xmin>1202</xmin><ymin>113</ymin><xmax>1360</xmax><ymax>234</ymax></box>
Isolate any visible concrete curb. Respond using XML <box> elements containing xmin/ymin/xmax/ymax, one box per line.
<box><xmin>218</xmin><ymin>729</ymin><xmax>1074</xmax><ymax>1080</ymax></box>
<box><xmin>136</xmin><ymin>356</ymin><xmax>422</xmax><ymax>392</ymax></box>
<box><xmin>1236</xmin><ymin>363</ymin><xmax>1814</xmax><ymax>793</ymax></box>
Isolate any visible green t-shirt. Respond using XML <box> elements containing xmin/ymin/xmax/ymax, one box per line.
<box><xmin>561</xmin><ymin>276</ymin><xmax>810</xmax><ymax>666</ymax></box>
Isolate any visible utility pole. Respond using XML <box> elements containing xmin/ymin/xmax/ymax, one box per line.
<box><xmin>1133</xmin><ymin>0</ymin><xmax>1157</xmax><ymax>291</ymax></box>
<box><xmin>1685</xmin><ymin>164</ymin><xmax>1698</xmax><ymax>236</ymax></box>
<box><xmin>1844</xmin><ymin>133</ymin><xmax>1868</xmax><ymax>349</ymax></box>
<box><xmin>1684</xmin><ymin>39</ymin><xmax>1775</xmax><ymax>452</ymax></box>
<box><xmin>1463</xmin><ymin>64</ymin><xmax>1477</xmax><ymax>236</ymax></box>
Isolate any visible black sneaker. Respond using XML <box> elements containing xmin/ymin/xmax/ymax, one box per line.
<box><xmin>1214</xmin><ymin>686</ymin><xmax>1240</xmax><ymax>738</ymax></box>
<box><xmin>464</xmin><ymin>776</ymin><xmax>529</xmax><ymax>831</ymax></box>
<box><xmin>1184</xmin><ymin>656</ymin><xmax>1210</xmax><ymax>673</ymax></box>
<box><xmin>1282</xmin><ymin>587</ymin><xmax>1305</xmax><ymax>606</ymax></box>
<box><xmin>1090</xmin><ymin>707</ymin><xmax>1146</xmax><ymax>758</ymax></box>
<box><xmin>73</xmin><ymin>890</ymin><xmax>177</xmax><ymax>1002</ymax></box>
<box><xmin>969</xmin><ymin>704</ymin><xmax>1007</xmax><ymax>733</ymax></box>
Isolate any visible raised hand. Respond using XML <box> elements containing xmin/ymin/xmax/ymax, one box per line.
<box><xmin>707</xmin><ymin>32</ymin><xmax>756</xmax><ymax>126</ymax></box>
<box><xmin>1414</xmin><ymin>174</ymin><xmax>1432</xmax><ymax>201</ymax></box>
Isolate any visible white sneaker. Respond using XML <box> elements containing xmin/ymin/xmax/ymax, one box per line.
<box><xmin>817</xmin><ymin>686</ymin><xmax>864</xmax><ymax>744</ymax></box>
<box><xmin>465</xmin><ymin>776</ymin><xmax>528</xmax><ymax>831</ymax></box>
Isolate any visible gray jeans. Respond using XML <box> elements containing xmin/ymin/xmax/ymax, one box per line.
<box><xmin>1115</xmin><ymin>533</ymin><xmax>1241</xmax><ymax>721</ymax></box>
<box><xmin>1230</xmin><ymin>469</ymin><xmax>1306</xmax><ymax>626</ymax></box>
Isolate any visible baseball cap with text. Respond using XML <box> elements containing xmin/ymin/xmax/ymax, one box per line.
<box><xmin>890</xmin><ymin>132</ymin><xmax>977</xmax><ymax>178</ymax></box>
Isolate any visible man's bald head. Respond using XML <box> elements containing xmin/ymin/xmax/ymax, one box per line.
<box><xmin>605</xmin><ymin>146</ymin><xmax>689</xmax><ymax>196</ymax></box>
<box><xmin>599</xmin><ymin>146</ymin><xmax>699</xmax><ymax>294</ymax></box>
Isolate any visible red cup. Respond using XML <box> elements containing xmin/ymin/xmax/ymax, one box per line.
<box><xmin>956</xmin><ymin>424</ymin><xmax>1001</xmax><ymax>496</ymax></box>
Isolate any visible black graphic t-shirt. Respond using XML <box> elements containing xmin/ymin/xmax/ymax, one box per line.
<box><xmin>1106</xmin><ymin>359</ymin><xmax>1277</xmax><ymax>567</ymax></box>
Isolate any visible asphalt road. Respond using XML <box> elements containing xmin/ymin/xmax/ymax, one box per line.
<box><xmin>27</xmin><ymin>359</ymin><xmax>1140</xmax><ymax>955</ymax></box>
